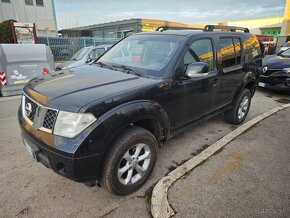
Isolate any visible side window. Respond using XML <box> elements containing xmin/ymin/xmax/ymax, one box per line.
<box><xmin>89</xmin><ymin>48</ymin><xmax>105</xmax><ymax>60</ymax></box>
<box><xmin>219</xmin><ymin>38</ymin><xmax>236</xmax><ymax>68</ymax></box>
<box><xmin>183</xmin><ymin>39</ymin><xmax>214</xmax><ymax>71</ymax></box>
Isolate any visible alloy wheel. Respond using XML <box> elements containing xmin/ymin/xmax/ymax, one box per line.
<box><xmin>117</xmin><ymin>143</ymin><xmax>151</xmax><ymax>185</ymax></box>
<box><xmin>237</xmin><ymin>96</ymin><xmax>249</xmax><ymax>120</ymax></box>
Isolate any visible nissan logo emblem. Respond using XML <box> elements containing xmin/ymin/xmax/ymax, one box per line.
<box><xmin>262</xmin><ymin>66</ymin><xmax>268</xmax><ymax>74</ymax></box>
<box><xmin>25</xmin><ymin>102</ymin><xmax>32</xmax><ymax>117</ymax></box>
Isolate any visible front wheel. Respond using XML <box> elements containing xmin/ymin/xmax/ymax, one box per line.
<box><xmin>224</xmin><ymin>89</ymin><xmax>252</xmax><ymax>125</ymax></box>
<box><xmin>101</xmin><ymin>126</ymin><xmax>158</xmax><ymax>195</ymax></box>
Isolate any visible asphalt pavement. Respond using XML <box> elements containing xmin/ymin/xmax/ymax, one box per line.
<box><xmin>168</xmin><ymin>107</ymin><xmax>290</xmax><ymax>218</ymax></box>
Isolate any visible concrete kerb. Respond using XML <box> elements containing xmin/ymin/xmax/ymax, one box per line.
<box><xmin>151</xmin><ymin>103</ymin><xmax>290</xmax><ymax>218</ymax></box>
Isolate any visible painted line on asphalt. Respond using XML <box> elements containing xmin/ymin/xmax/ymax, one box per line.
<box><xmin>0</xmin><ymin>95</ymin><xmax>21</xmax><ymax>103</ymax></box>
<box><xmin>151</xmin><ymin>103</ymin><xmax>290</xmax><ymax>218</ymax></box>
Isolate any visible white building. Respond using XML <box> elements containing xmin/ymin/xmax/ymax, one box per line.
<box><xmin>0</xmin><ymin>0</ymin><xmax>57</xmax><ymax>36</ymax></box>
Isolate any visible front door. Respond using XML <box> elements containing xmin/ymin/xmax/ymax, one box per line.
<box><xmin>159</xmin><ymin>37</ymin><xmax>220</xmax><ymax>130</ymax></box>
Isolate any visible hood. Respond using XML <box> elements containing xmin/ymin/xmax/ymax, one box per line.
<box><xmin>56</xmin><ymin>60</ymin><xmax>84</xmax><ymax>70</ymax></box>
<box><xmin>263</xmin><ymin>54</ymin><xmax>290</xmax><ymax>69</ymax></box>
<box><xmin>24</xmin><ymin>65</ymin><xmax>158</xmax><ymax>112</ymax></box>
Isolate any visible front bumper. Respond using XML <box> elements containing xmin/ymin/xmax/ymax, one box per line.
<box><xmin>259</xmin><ymin>71</ymin><xmax>290</xmax><ymax>92</ymax></box>
<box><xmin>18</xmin><ymin>108</ymin><xmax>105</xmax><ymax>183</ymax></box>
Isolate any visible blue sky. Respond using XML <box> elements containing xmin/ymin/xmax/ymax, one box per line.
<box><xmin>54</xmin><ymin>0</ymin><xmax>286</xmax><ymax>30</ymax></box>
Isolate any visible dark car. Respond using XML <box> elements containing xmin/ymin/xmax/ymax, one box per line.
<box><xmin>18</xmin><ymin>25</ymin><xmax>262</xmax><ymax>195</ymax></box>
<box><xmin>55</xmin><ymin>45</ymin><xmax>112</xmax><ymax>71</ymax></box>
<box><xmin>260</xmin><ymin>49</ymin><xmax>290</xmax><ymax>92</ymax></box>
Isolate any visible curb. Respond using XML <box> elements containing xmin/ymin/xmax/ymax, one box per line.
<box><xmin>151</xmin><ymin>103</ymin><xmax>290</xmax><ymax>218</ymax></box>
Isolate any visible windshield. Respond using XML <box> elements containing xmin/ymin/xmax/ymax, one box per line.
<box><xmin>282</xmin><ymin>42</ymin><xmax>290</xmax><ymax>47</ymax></box>
<box><xmin>71</xmin><ymin>47</ymin><xmax>90</xmax><ymax>61</ymax></box>
<box><xmin>280</xmin><ymin>48</ymin><xmax>290</xmax><ymax>57</ymax></box>
<box><xmin>97</xmin><ymin>34</ymin><xmax>184</xmax><ymax>78</ymax></box>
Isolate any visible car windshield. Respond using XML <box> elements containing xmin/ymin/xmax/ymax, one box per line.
<box><xmin>97</xmin><ymin>34</ymin><xmax>184</xmax><ymax>78</ymax></box>
<box><xmin>282</xmin><ymin>42</ymin><xmax>290</xmax><ymax>47</ymax></box>
<box><xmin>280</xmin><ymin>48</ymin><xmax>290</xmax><ymax>57</ymax></box>
<box><xmin>71</xmin><ymin>47</ymin><xmax>90</xmax><ymax>61</ymax></box>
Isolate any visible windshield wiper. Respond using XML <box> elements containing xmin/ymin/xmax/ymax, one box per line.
<box><xmin>95</xmin><ymin>61</ymin><xmax>115</xmax><ymax>70</ymax></box>
<box><xmin>113</xmin><ymin>65</ymin><xmax>143</xmax><ymax>77</ymax></box>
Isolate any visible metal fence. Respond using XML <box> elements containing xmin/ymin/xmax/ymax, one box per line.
<box><xmin>37</xmin><ymin>37</ymin><xmax>120</xmax><ymax>62</ymax></box>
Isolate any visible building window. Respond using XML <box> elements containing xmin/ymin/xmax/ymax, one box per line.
<box><xmin>25</xmin><ymin>0</ymin><xmax>33</xmax><ymax>5</ymax></box>
<box><xmin>1</xmin><ymin>0</ymin><xmax>11</xmax><ymax>3</ymax></box>
<box><xmin>36</xmin><ymin>0</ymin><xmax>44</xmax><ymax>6</ymax></box>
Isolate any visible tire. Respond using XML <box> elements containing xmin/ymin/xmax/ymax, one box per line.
<box><xmin>101</xmin><ymin>126</ymin><xmax>158</xmax><ymax>195</ymax></box>
<box><xmin>224</xmin><ymin>89</ymin><xmax>252</xmax><ymax>125</ymax></box>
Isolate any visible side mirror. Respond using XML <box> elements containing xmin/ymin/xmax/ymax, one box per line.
<box><xmin>86</xmin><ymin>58</ymin><xmax>92</xmax><ymax>63</ymax></box>
<box><xmin>185</xmin><ymin>62</ymin><xmax>209</xmax><ymax>78</ymax></box>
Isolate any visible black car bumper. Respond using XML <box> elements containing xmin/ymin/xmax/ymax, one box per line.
<box><xmin>18</xmin><ymin>109</ymin><xmax>105</xmax><ymax>183</ymax></box>
<box><xmin>259</xmin><ymin>71</ymin><xmax>290</xmax><ymax>91</ymax></box>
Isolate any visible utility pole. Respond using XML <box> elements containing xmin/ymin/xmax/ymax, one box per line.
<box><xmin>281</xmin><ymin>0</ymin><xmax>290</xmax><ymax>35</ymax></box>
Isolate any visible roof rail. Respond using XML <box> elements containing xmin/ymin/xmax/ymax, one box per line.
<box><xmin>203</xmin><ymin>25</ymin><xmax>250</xmax><ymax>33</ymax></box>
<box><xmin>156</xmin><ymin>25</ymin><xmax>203</xmax><ymax>32</ymax></box>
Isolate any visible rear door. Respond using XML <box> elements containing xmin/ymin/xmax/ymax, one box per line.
<box><xmin>215</xmin><ymin>36</ymin><xmax>244</xmax><ymax>106</ymax></box>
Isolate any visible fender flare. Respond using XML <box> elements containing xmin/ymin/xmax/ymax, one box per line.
<box><xmin>232</xmin><ymin>71</ymin><xmax>257</xmax><ymax>104</ymax></box>
<box><xmin>98</xmin><ymin>100</ymin><xmax>170</xmax><ymax>142</ymax></box>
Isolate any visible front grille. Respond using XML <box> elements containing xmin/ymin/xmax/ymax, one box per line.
<box><xmin>24</xmin><ymin>97</ymin><xmax>39</xmax><ymax>122</ymax></box>
<box><xmin>43</xmin><ymin>109</ymin><xmax>58</xmax><ymax>130</ymax></box>
<box><xmin>23</xmin><ymin>94</ymin><xmax>58</xmax><ymax>133</ymax></box>
<box><xmin>263</xmin><ymin>69</ymin><xmax>280</xmax><ymax>76</ymax></box>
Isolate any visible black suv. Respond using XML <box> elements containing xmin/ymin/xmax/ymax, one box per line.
<box><xmin>18</xmin><ymin>25</ymin><xmax>262</xmax><ymax>195</ymax></box>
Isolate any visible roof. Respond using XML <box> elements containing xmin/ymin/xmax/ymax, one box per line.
<box><xmin>59</xmin><ymin>18</ymin><xmax>203</xmax><ymax>32</ymax></box>
<box><xmin>139</xmin><ymin>30</ymin><xmax>203</xmax><ymax>36</ymax></box>
<box><xmin>59</xmin><ymin>18</ymin><xmax>141</xmax><ymax>32</ymax></box>
<box><xmin>260</xmin><ymin>23</ymin><xmax>282</xmax><ymax>29</ymax></box>
<box><xmin>136</xmin><ymin>30</ymin><xmax>252</xmax><ymax>37</ymax></box>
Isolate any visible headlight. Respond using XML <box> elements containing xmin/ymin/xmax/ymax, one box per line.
<box><xmin>282</xmin><ymin>68</ymin><xmax>290</xmax><ymax>73</ymax></box>
<box><xmin>54</xmin><ymin>111</ymin><xmax>96</xmax><ymax>138</ymax></box>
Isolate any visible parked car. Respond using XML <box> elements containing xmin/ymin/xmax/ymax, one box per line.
<box><xmin>0</xmin><ymin>44</ymin><xmax>54</xmax><ymax>97</ymax></box>
<box><xmin>277</xmin><ymin>41</ymin><xmax>290</xmax><ymax>54</ymax></box>
<box><xmin>55</xmin><ymin>45</ymin><xmax>112</xmax><ymax>71</ymax></box>
<box><xmin>259</xmin><ymin>48</ymin><xmax>290</xmax><ymax>92</ymax></box>
<box><xmin>18</xmin><ymin>25</ymin><xmax>262</xmax><ymax>195</ymax></box>
<box><xmin>276</xmin><ymin>36</ymin><xmax>290</xmax><ymax>54</ymax></box>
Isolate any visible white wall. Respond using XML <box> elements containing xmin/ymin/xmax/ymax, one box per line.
<box><xmin>226</xmin><ymin>17</ymin><xmax>283</xmax><ymax>35</ymax></box>
<box><xmin>0</xmin><ymin>0</ymin><xmax>57</xmax><ymax>36</ymax></box>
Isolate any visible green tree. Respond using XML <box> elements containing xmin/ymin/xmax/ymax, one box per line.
<box><xmin>0</xmin><ymin>19</ymin><xmax>17</xmax><ymax>43</ymax></box>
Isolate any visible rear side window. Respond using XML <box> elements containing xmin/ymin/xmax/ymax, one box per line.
<box><xmin>219</xmin><ymin>38</ymin><xmax>235</xmax><ymax>68</ymax></box>
<box><xmin>183</xmin><ymin>39</ymin><xmax>215</xmax><ymax>71</ymax></box>
<box><xmin>219</xmin><ymin>37</ymin><xmax>242</xmax><ymax>69</ymax></box>
<box><xmin>244</xmin><ymin>35</ymin><xmax>261</xmax><ymax>61</ymax></box>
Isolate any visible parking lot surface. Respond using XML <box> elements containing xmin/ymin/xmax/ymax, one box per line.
<box><xmin>169</xmin><ymin>107</ymin><xmax>290</xmax><ymax>218</ymax></box>
<box><xmin>0</xmin><ymin>88</ymin><xmax>289</xmax><ymax>217</ymax></box>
